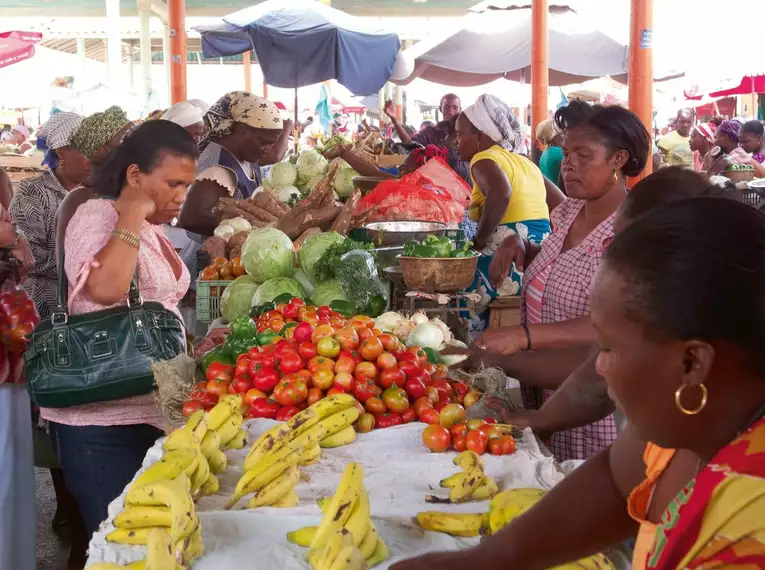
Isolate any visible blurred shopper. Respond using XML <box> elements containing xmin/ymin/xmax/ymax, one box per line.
<box><xmin>658</xmin><ymin>108</ymin><xmax>694</xmax><ymax>167</ymax></box>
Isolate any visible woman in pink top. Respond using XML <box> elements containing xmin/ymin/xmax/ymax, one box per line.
<box><xmin>473</xmin><ymin>103</ymin><xmax>651</xmax><ymax>461</ymax></box>
<box><xmin>42</xmin><ymin>120</ymin><xmax>197</xmax><ymax>542</ymax></box>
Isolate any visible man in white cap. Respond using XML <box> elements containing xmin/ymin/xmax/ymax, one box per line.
<box><xmin>161</xmin><ymin>101</ymin><xmax>205</xmax><ymax>142</ymax></box>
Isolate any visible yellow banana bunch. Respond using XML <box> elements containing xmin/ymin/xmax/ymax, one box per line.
<box><xmin>550</xmin><ymin>553</ymin><xmax>616</xmax><ymax>569</ymax></box>
<box><xmin>226</xmin><ymin>440</ymin><xmax>304</xmax><ymax>509</ymax></box>
<box><xmin>122</xmin><ymin>474</ymin><xmax>198</xmax><ymax>544</ymax></box>
<box><xmin>184</xmin><ymin>409</ymin><xmax>208</xmax><ymax>443</ymax></box>
<box><xmin>215</xmin><ymin>412</ymin><xmax>244</xmax><ymax>448</ymax></box>
<box><xmin>319</xmin><ymin>425</ymin><xmax>356</xmax><ymax>448</ymax></box>
<box><xmin>222</xmin><ymin>428</ymin><xmax>247</xmax><ymax>451</ymax></box>
<box><xmin>428</xmin><ymin>451</ymin><xmax>498</xmax><ymax>504</ymax></box>
<box><xmin>308</xmin><ymin>525</ymin><xmax>366</xmax><ymax>570</ymax></box>
<box><xmin>415</xmin><ymin>511</ymin><xmax>489</xmax><ymax>537</ymax></box>
<box><xmin>246</xmin><ymin>465</ymin><xmax>301</xmax><ymax>508</ymax></box>
<box><xmin>206</xmin><ymin>394</ymin><xmax>242</xmax><ymax>431</ymax></box>
<box><xmin>130</xmin><ymin>448</ymin><xmax>199</xmax><ymax>491</ymax></box>
<box><xmin>488</xmin><ymin>487</ymin><xmax>547</xmax><ymax>535</ymax></box>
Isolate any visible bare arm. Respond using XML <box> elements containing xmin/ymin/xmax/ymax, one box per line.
<box><xmin>0</xmin><ymin>168</ymin><xmax>13</xmax><ymax>211</ymax></box>
<box><xmin>477</xmin><ymin>317</ymin><xmax>597</xmax><ymax>360</ymax></box>
<box><xmin>178</xmin><ymin>179</ymin><xmax>228</xmax><ymax>236</ymax></box>
<box><xmin>750</xmin><ymin>159</ymin><xmax>765</xmax><ymax>178</ymax></box>
<box><xmin>471</xmin><ymin>159</ymin><xmax>511</xmax><ymax>250</ymax></box>
<box><xmin>260</xmin><ymin>120</ymin><xmax>294</xmax><ymax>166</ymax></box>
<box><xmin>384</xmin><ymin>101</ymin><xmax>412</xmax><ymax>143</ymax></box>
<box><xmin>335</xmin><ymin>147</ymin><xmax>394</xmax><ymax>179</ymax></box>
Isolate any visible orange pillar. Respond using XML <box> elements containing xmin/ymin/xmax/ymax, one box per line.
<box><xmin>243</xmin><ymin>51</ymin><xmax>252</xmax><ymax>92</ymax></box>
<box><xmin>531</xmin><ymin>0</ymin><xmax>549</xmax><ymax>152</ymax></box>
<box><xmin>168</xmin><ymin>0</ymin><xmax>187</xmax><ymax>104</ymax></box>
<box><xmin>263</xmin><ymin>82</ymin><xmax>269</xmax><ymax>98</ymax></box>
<box><xmin>628</xmin><ymin>0</ymin><xmax>653</xmax><ymax>179</ymax></box>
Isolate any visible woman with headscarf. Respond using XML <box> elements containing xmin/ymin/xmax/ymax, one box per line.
<box><xmin>162</xmin><ymin>101</ymin><xmax>205</xmax><ymax>143</ymax></box>
<box><xmin>689</xmin><ymin>122</ymin><xmax>717</xmax><ymax>172</ymax></box>
<box><xmin>9</xmin><ymin>125</ymin><xmax>32</xmax><ymax>154</ymax></box>
<box><xmin>454</xmin><ymin>94</ymin><xmax>550</xmax><ymax>331</ymax></box>
<box><xmin>714</xmin><ymin>119</ymin><xmax>741</xmax><ymax>155</ymax></box>
<box><xmin>536</xmin><ymin>118</ymin><xmax>564</xmax><ymax>184</ymax></box>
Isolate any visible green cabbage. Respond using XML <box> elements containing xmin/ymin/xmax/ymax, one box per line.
<box><xmin>302</xmin><ymin>175</ymin><xmax>324</xmax><ymax>196</ymax></box>
<box><xmin>298</xmin><ymin>232</ymin><xmax>345</xmax><ymax>282</ymax></box>
<box><xmin>268</xmin><ymin>161</ymin><xmax>298</xmax><ymax>187</ymax></box>
<box><xmin>293</xmin><ymin>268</ymin><xmax>315</xmax><ymax>297</ymax></box>
<box><xmin>334</xmin><ymin>162</ymin><xmax>359</xmax><ymax>198</ymax></box>
<box><xmin>311</xmin><ymin>279</ymin><xmax>348</xmax><ymax>307</ymax></box>
<box><xmin>252</xmin><ymin>277</ymin><xmax>304</xmax><ymax>306</ymax></box>
<box><xmin>274</xmin><ymin>185</ymin><xmax>301</xmax><ymax>204</ymax></box>
<box><xmin>220</xmin><ymin>275</ymin><xmax>260</xmax><ymax>322</ymax></box>
<box><xmin>241</xmin><ymin>227</ymin><xmax>296</xmax><ymax>283</ymax></box>
<box><xmin>296</xmin><ymin>150</ymin><xmax>329</xmax><ymax>184</ymax></box>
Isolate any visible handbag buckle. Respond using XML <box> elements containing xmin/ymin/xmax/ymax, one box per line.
<box><xmin>51</xmin><ymin>311</ymin><xmax>68</xmax><ymax>326</ymax></box>
<box><xmin>127</xmin><ymin>295</ymin><xmax>144</xmax><ymax>309</ymax></box>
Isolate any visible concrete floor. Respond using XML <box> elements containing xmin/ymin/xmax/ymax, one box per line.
<box><xmin>35</xmin><ymin>467</ymin><xmax>69</xmax><ymax>570</ymax></box>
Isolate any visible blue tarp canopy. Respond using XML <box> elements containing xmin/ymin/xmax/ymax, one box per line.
<box><xmin>194</xmin><ymin>0</ymin><xmax>401</xmax><ymax>96</ymax></box>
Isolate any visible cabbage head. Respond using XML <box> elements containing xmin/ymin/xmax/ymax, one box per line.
<box><xmin>274</xmin><ymin>185</ymin><xmax>301</xmax><ymax>204</ymax></box>
<box><xmin>296</xmin><ymin>150</ymin><xmax>329</xmax><ymax>184</ymax></box>
<box><xmin>220</xmin><ymin>275</ymin><xmax>259</xmax><ymax>322</ymax></box>
<box><xmin>293</xmin><ymin>268</ymin><xmax>315</xmax><ymax>297</ymax></box>
<box><xmin>334</xmin><ymin>162</ymin><xmax>359</xmax><ymax>198</ymax></box>
<box><xmin>302</xmin><ymin>175</ymin><xmax>324</xmax><ymax>195</ymax></box>
<box><xmin>252</xmin><ymin>277</ymin><xmax>304</xmax><ymax>306</ymax></box>
<box><xmin>311</xmin><ymin>279</ymin><xmax>348</xmax><ymax>307</ymax></box>
<box><xmin>268</xmin><ymin>161</ymin><xmax>298</xmax><ymax>187</ymax></box>
<box><xmin>241</xmin><ymin>227</ymin><xmax>296</xmax><ymax>283</ymax></box>
<box><xmin>298</xmin><ymin>232</ymin><xmax>345</xmax><ymax>282</ymax></box>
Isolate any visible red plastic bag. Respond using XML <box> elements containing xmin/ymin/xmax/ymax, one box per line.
<box><xmin>415</xmin><ymin>156</ymin><xmax>472</xmax><ymax>205</ymax></box>
<box><xmin>354</xmin><ymin>172</ymin><xmax>467</xmax><ymax>225</ymax></box>
<box><xmin>0</xmin><ymin>282</ymin><xmax>39</xmax><ymax>355</ymax></box>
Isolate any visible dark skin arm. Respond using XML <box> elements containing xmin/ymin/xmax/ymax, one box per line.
<box><xmin>177</xmin><ymin>179</ymin><xmax>228</xmax><ymax>236</ymax></box>
<box><xmin>0</xmin><ymin>168</ymin><xmax>13</xmax><ymax>211</ymax></box>
<box><xmin>260</xmin><ymin>120</ymin><xmax>294</xmax><ymax>166</ymax></box>
<box><xmin>384</xmin><ymin>101</ymin><xmax>412</xmax><ymax>144</ymax></box>
<box><xmin>326</xmin><ymin>147</ymin><xmax>395</xmax><ymax>179</ymax></box>
<box><xmin>471</xmin><ymin>159</ymin><xmax>511</xmax><ymax>251</ymax></box>
<box><xmin>391</xmin><ymin>427</ymin><xmax>646</xmax><ymax>570</ymax></box>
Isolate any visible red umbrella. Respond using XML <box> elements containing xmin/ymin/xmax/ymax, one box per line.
<box><xmin>0</xmin><ymin>31</ymin><xmax>43</xmax><ymax>70</ymax></box>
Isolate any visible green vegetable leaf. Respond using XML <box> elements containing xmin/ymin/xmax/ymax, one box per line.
<box><xmin>423</xmin><ymin>347</ymin><xmax>444</xmax><ymax>365</ymax></box>
<box><xmin>313</xmin><ymin>238</ymin><xmax>376</xmax><ymax>282</ymax></box>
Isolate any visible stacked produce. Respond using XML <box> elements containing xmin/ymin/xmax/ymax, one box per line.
<box><xmin>289</xmin><ymin>462</ymin><xmax>389</xmax><ymax>569</ymax></box>
<box><xmin>421</xmin><ymin>417</ymin><xmax>517</xmax><ymax>457</ymax></box>
<box><xmin>226</xmin><ymin>394</ymin><xmax>360</xmax><ymax>509</ymax></box>
<box><xmin>87</xmin><ymin>528</ymin><xmax>185</xmax><ymax>569</ymax></box>
<box><xmin>425</xmin><ymin>450</ymin><xmax>499</xmax><ymax>504</ymax></box>
<box><xmin>402</xmin><ymin>236</ymin><xmax>477</xmax><ymax>259</ymax></box>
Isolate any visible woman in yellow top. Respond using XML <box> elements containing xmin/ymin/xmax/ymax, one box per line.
<box><xmin>455</xmin><ymin>94</ymin><xmax>550</xmax><ymax>330</ymax></box>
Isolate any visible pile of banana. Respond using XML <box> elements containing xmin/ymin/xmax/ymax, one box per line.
<box><xmin>289</xmin><ymin>462</ymin><xmax>388</xmax><ymax>570</ymax></box>
<box><xmin>226</xmin><ymin>394</ymin><xmax>360</xmax><ymax>510</ymax></box>
<box><xmin>106</xmin><ymin>474</ymin><xmax>202</xmax><ymax>567</ymax></box>
<box><xmin>426</xmin><ymin>451</ymin><xmax>499</xmax><ymax>504</ymax></box>
<box><xmin>87</xmin><ymin>528</ymin><xmax>187</xmax><ymax>570</ymax></box>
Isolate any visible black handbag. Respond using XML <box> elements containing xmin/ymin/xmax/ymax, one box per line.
<box><xmin>25</xmin><ymin>252</ymin><xmax>186</xmax><ymax>408</ymax></box>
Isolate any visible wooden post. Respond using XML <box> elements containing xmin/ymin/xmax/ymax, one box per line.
<box><xmin>531</xmin><ymin>0</ymin><xmax>549</xmax><ymax>152</ymax></box>
<box><xmin>628</xmin><ymin>0</ymin><xmax>653</xmax><ymax>179</ymax></box>
<box><xmin>243</xmin><ymin>50</ymin><xmax>252</xmax><ymax>92</ymax></box>
<box><xmin>168</xmin><ymin>0</ymin><xmax>187</xmax><ymax>103</ymax></box>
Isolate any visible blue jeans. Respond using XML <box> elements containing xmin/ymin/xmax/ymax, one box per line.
<box><xmin>49</xmin><ymin>422</ymin><xmax>163</xmax><ymax>538</ymax></box>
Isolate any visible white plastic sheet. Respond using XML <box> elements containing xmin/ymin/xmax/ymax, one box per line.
<box><xmin>87</xmin><ymin>421</ymin><xmax>563</xmax><ymax>569</ymax></box>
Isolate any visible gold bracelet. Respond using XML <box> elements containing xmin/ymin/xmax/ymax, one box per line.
<box><xmin>112</xmin><ymin>228</ymin><xmax>141</xmax><ymax>249</ymax></box>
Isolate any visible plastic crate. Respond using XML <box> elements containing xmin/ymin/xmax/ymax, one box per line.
<box><xmin>196</xmin><ymin>279</ymin><xmax>234</xmax><ymax>323</ymax></box>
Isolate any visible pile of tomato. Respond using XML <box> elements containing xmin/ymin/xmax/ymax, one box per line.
<box><xmin>422</xmin><ymin>416</ymin><xmax>517</xmax><ymax>457</ymax></box>
<box><xmin>182</xmin><ymin>301</ymin><xmax>483</xmax><ymax>432</ymax></box>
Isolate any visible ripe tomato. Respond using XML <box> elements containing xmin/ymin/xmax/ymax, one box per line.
<box><xmin>265</xmin><ymin>309</ymin><xmax>282</xmax><ymax>321</ymax></box>
<box><xmin>326</xmin><ymin>387</ymin><xmax>346</xmax><ymax>397</ymax></box>
<box><xmin>365</xmin><ymin>397</ymin><xmax>386</xmax><ymax>415</ymax></box>
<box><xmin>298</xmin><ymin>341</ymin><xmax>318</xmax><ymax>362</ymax></box>
<box><xmin>189</xmin><ymin>389</ymin><xmax>206</xmax><ymax>402</ymax></box>
<box><xmin>334</xmin><ymin>355</ymin><xmax>356</xmax><ymax>375</ymax></box>
<box><xmin>500</xmin><ymin>435</ymin><xmax>516</xmax><ymax>455</ymax></box>
<box><xmin>463</xmin><ymin>390</ymin><xmax>482</xmax><ymax>409</ymax></box>
<box><xmin>356</xmin><ymin>327</ymin><xmax>374</xmax><ymax>342</ymax></box>
<box><xmin>396</xmin><ymin>351</ymin><xmax>418</xmax><ymax>364</ymax></box>
<box><xmin>398</xmin><ymin>360</ymin><xmax>420</xmax><ymax>378</ymax></box>
<box><xmin>431</xmin><ymin>364</ymin><xmax>449</xmax><ymax>380</ymax></box>
<box><xmin>484</xmin><ymin>417</ymin><xmax>497</xmax><ymax>425</ymax></box>
<box><xmin>275</xmin><ymin>405</ymin><xmax>301</xmax><ymax>422</ymax></box>
<box><xmin>206</xmin><ymin>362</ymin><xmax>234</xmax><ymax>383</ymax></box>
<box><xmin>251</xmin><ymin>367</ymin><xmax>280</xmax><ymax>393</ymax></box>
<box><xmin>382</xmin><ymin>387</ymin><xmax>410</xmax><ymax>414</ymax></box>
<box><xmin>432</xmin><ymin>379</ymin><xmax>454</xmax><ymax>400</ymax></box>
<box><xmin>278</xmin><ymin>352</ymin><xmax>304</xmax><ymax>375</ymax></box>
<box><xmin>354</xmin><ymin>361</ymin><xmax>378</xmax><ymax>382</ymax></box>
<box><xmin>479</xmin><ymin>424</ymin><xmax>503</xmax><ymax>440</ymax></box>
<box><xmin>182</xmin><ymin>400</ymin><xmax>204</xmax><ymax>417</ymax></box>
<box><xmin>426</xmin><ymin>386</ymin><xmax>440</xmax><ymax>404</ymax></box>
<box><xmin>340</xmin><ymin>349</ymin><xmax>362</xmax><ymax>365</ymax></box>
<box><xmin>450</xmin><ymin>422</ymin><xmax>468</xmax><ymax>439</ymax></box>
<box><xmin>308</xmin><ymin>356</ymin><xmax>335</xmax><ymax>373</ymax></box>
<box><xmin>376</xmin><ymin>352</ymin><xmax>397</xmax><ymax>370</ymax></box>
<box><xmin>247</xmin><ymin>398</ymin><xmax>280</xmax><ymax>419</ymax></box>
<box><xmin>290</xmin><ymin>297</ymin><xmax>306</xmax><ymax>308</ymax></box>
<box><xmin>348</xmin><ymin>319</ymin><xmax>368</xmax><ymax>331</ymax></box>
<box><xmin>260</xmin><ymin>351</ymin><xmax>276</xmax><ymax>369</ymax></box>
<box><xmin>292</xmin><ymin>322</ymin><xmax>314</xmax><ymax>344</ymax></box>
<box><xmin>404</xmin><ymin>376</ymin><xmax>428</xmax><ymax>400</ymax></box>
<box><xmin>401</xmin><ymin>408</ymin><xmax>417</xmax><ymax>424</ymax></box>
<box><xmin>269</xmin><ymin>317</ymin><xmax>286</xmax><ymax>333</ymax></box>
<box><xmin>334</xmin><ymin>327</ymin><xmax>360</xmax><ymax>350</ymax></box>
<box><xmin>311</xmin><ymin>369</ymin><xmax>335</xmax><ymax>391</ymax></box>
<box><xmin>359</xmin><ymin>336</ymin><xmax>383</xmax><ymax>361</ymax></box>
<box><xmin>418</xmin><ymin>408</ymin><xmax>441</xmax><ymax>425</ymax></box>
<box><xmin>230</xmin><ymin>375</ymin><xmax>253</xmax><ymax>394</ymax></box>
<box><xmin>421</xmin><ymin>363</ymin><xmax>437</xmax><ymax>376</ymax></box>
<box><xmin>452</xmin><ymin>434</ymin><xmax>467</xmax><ymax>452</ymax></box>
<box><xmin>244</xmin><ymin>388</ymin><xmax>267</xmax><ymax>406</ymax></box>
<box><xmin>407</xmin><ymin>346</ymin><xmax>428</xmax><ymax>366</ymax></box>
<box><xmin>333</xmin><ymin>372</ymin><xmax>355</xmax><ymax>393</ymax></box>
<box><xmin>306</xmin><ymin>387</ymin><xmax>323</xmax><ymax>406</ymax></box>
<box><xmin>413</xmin><ymin>396</ymin><xmax>434</xmax><ymax>417</ymax></box>
<box><xmin>353</xmin><ymin>378</ymin><xmax>379</xmax><ymax>402</ymax></box>
<box><xmin>273</xmin><ymin>379</ymin><xmax>308</xmax><ymax>407</ymax></box>
<box><xmin>356</xmin><ymin>413</ymin><xmax>376</xmax><ymax>433</ymax></box>
<box><xmin>434</xmin><ymin>396</ymin><xmax>452</xmax><ymax>413</ymax></box>
<box><xmin>282</xmin><ymin>303</ymin><xmax>299</xmax><ymax>320</ymax></box>
<box><xmin>206</xmin><ymin>380</ymin><xmax>230</xmax><ymax>397</ymax></box>
<box><xmin>421</xmin><ymin>425</ymin><xmax>451</xmax><ymax>452</ymax></box>
<box><xmin>200</xmin><ymin>392</ymin><xmax>219</xmax><ymax>409</ymax></box>
<box><xmin>439</xmin><ymin>403</ymin><xmax>466</xmax><ymax>428</ymax></box>
<box><xmin>378</xmin><ymin>367</ymin><xmax>405</xmax><ymax>390</ymax></box>
<box><xmin>235</xmin><ymin>358</ymin><xmax>251</xmax><ymax>377</ymax></box>
<box><xmin>488</xmin><ymin>438</ymin><xmax>505</xmax><ymax>456</ymax></box>
<box><xmin>467</xmin><ymin>419</ymin><xmax>487</xmax><ymax>431</ymax></box>
<box><xmin>316</xmin><ymin>337</ymin><xmax>341</xmax><ymax>358</ymax></box>
<box><xmin>311</xmin><ymin>324</ymin><xmax>335</xmax><ymax>344</ymax></box>
<box><xmin>466</xmin><ymin>429</ymin><xmax>489</xmax><ymax>455</ymax></box>
<box><xmin>374</xmin><ymin>411</ymin><xmax>402</xmax><ymax>429</ymax></box>
<box><xmin>377</xmin><ymin>333</ymin><xmax>400</xmax><ymax>352</ymax></box>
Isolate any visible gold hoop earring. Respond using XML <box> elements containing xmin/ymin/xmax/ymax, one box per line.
<box><xmin>674</xmin><ymin>384</ymin><xmax>708</xmax><ymax>415</ymax></box>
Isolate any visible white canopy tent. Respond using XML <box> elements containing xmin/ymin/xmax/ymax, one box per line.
<box><xmin>391</xmin><ymin>2</ymin><xmax>628</xmax><ymax>87</ymax></box>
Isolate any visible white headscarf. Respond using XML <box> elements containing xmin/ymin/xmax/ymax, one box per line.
<box><xmin>162</xmin><ymin>102</ymin><xmax>204</xmax><ymax>128</ymax></box>
<box><xmin>463</xmin><ymin>94</ymin><xmax>522</xmax><ymax>152</ymax></box>
<box><xmin>187</xmin><ymin>99</ymin><xmax>210</xmax><ymax>114</ymax></box>
<box><xmin>37</xmin><ymin>112</ymin><xmax>85</xmax><ymax>150</ymax></box>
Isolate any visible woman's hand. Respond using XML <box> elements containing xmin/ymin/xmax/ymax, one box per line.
<box><xmin>488</xmin><ymin>234</ymin><xmax>526</xmax><ymax>289</ymax></box>
<box><xmin>485</xmin><ymin>397</ymin><xmax>533</xmax><ymax>428</ymax></box>
<box><xmin>114</xmin><ymin>187</ymin><xmax>156</xmax><ymax>221</ymax></box>
<box><xmin>322</xmin><ymin>145</ymin><xmax>347</xmax><ymax>160</ymax></box>
<box><xmin>475</xmin><ymin>325</ymin><xmax>530</xmax><ymax>356</ymax></box>
<box><xmin>384</xmin><ymin>100</ymin><xmax>396</xmax><ymax>120</ymax></box>
<box><xmin>10</xmin><ymin>239</ymin><xmax>34</xmax><ymax>278</ymax></box>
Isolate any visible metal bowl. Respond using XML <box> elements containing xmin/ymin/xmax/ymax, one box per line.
<box><xmin>363</xmin><ymin>221</ymin><xmax>447</xmax><ymax>247</ymax></box>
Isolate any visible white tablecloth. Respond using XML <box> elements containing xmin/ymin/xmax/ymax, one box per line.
<box><xmin>86</xmin><ymin>420</ymin><xmax>564</xmax><ymax>569</ymax></box>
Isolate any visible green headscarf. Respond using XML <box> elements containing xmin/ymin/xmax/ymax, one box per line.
<box><xmin>70</xmin><ymin>106</ymin><xmax>130</xmax><ymax>158</ymax></box>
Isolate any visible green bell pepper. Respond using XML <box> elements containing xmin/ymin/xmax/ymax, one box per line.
<box><xmin>423</xmin><ymin>347</ymin><xmax>444</xmax><ymax>365</ymax></box>
<box><xmin>200</xmin><ymin>345</ymin><xmax>235</xmax><ymax>374</ymax></box>
<box><xmin>222</xmin><ymin>335</ymin><xmax>251</xmax><ymax>359</ymax></box>
<box><xmin>330</xmin><ymin>299</ymin><xmax>357</xmax><ymax>318</ymax></box>
<box><xmin>256</xmin><ymin>330</ymin><xmax>281</xmax><ymax>346</ymax></box>
<box><xmin>451</xmin><ymin>241</ymin><xmax>475</xmax><ymax>258</ymax></box>
<box><xmin>432</xmin><ymin>237</ymin><xmax>453</xmax><ymax>258</ymax></box>
<box><xmin>229</xmin><ymin>316</ymin><xmax>257</xmax><ymax>340</ymax></box>
<box><xmin>362</xmin><ymin>295</ymin><xmax>386</xmax><ymax>318</ymax></box>
<box><xmin>410</xmin><ymin>244</ymin><xmax>439</xmax><ymax>258</ymax></box>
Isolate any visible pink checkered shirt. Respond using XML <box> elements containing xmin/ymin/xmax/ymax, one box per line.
<box><xmin>520</xmin><ymin>198</ymin><xmax>618</xmax><ymax>462</ymax></box>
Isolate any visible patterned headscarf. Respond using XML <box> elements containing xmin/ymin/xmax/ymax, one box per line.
<box><xmin>199</xmin><ymin>91</ymin><xmax>282</xmax><ymax>150</ymax></box>
<box><xmin>693</xmin><ymin>122</ymin><xmax>717</xmax><ymax>144</ymax></box>
<box><xmin>36</xmin><ymin>112</ymin><xmax>85</xmax><ymax>169</ymax></box>
<box><xmin>717</xmin><ymin>120</ymin><xmax>741</xmax><ymax>144</ymax></box>
<box><xmin>463</xmin><ymin>94</ymin><xmax>522</xmax><ymax>151</ymax></box>
<box><xmin>70</xmin><ymin>106</ymin><xmax>130</xmax><ymax>158</ymax></box>
<box><xmin>409</xmin><ymin>145</ymin><xmax>449</xmax><ymax>168</ymax></box>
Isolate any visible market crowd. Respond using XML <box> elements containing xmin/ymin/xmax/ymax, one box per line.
<box><xmin>0</xmin><ymin>89</ymin><xmax>762</xmax><ymax>570</ymax></box>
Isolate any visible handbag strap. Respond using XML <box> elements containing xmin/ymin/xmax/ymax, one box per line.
<box><xmin>52</xmin><ymin>249</ymin><xmax>142</xmax><ymax>324</ymax></box>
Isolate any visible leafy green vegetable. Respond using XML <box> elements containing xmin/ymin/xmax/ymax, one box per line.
<box><xmin>313</xmin><ymin>238</ymin><xmax>376</xmax><ymax>282</ymax></box>
<box><xmin>334</xmin><ymin>161</ymin><xmax>359</xmax><ymax>198</ymax></box>
<box><xmin>423</xmin><ymin>347</ymin><xmax>444</xmax><ymax>365</ymax></box>
<box><xmin>311</xmin><ymin>279</ymin><xmax>348</xmax><ymax>307</ymax></box>
<box><xmin>252</xmin><ymin>277</ymin><xmax>304</xmax><ymax>306</ymax></box>
<box><xmin>330</xmin><ymin>299</ymin><xmax>357</xmax><ymax>318</ymax></box>
<box><xmin>335</xmin><ymin>250</ymin><xmax>388</xmax><ymax>314</ymax></box>
<box><xmin>403</xmin><ymin>237</ymin><xmax>476</xmax><ymax>258</ymax></box>
<box><xmin>249</xmin><ymin>301</ymin><xmax>274</xmax><ymax>319</ymax></box>
<box><xmin>241</xmin><ymin>227</ymin><xmax>296</xmax><ymax>283</ymax></box>
<box><xmin>293</xmin><ymin>268</ymin><xmax>315</xmax><ymax>297</ymax></box>
<box><xmin>299</xmin><ymin>232</ymin><xmax>346</xmax><ymax>282</ymax></box>
<box><xmin>220</xmin><ymin>275</ymin><xmax>260</xmax><ymax>322</ymax></box>
<box><xmin>296</xmin><ymin>149</ymin><xmax>329</xmax><ymax>185</ymax></box>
